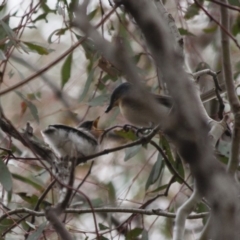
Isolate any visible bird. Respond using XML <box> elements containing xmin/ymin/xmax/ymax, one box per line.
<box><xmin>41</xmin><ymin>117</ymin><xmax>102</xmax><ymax>160</ymax></box>
<box><xmin>105</xmin><ymin>82</ymin><xmax>173</xmax><ymax>127</ymax></box>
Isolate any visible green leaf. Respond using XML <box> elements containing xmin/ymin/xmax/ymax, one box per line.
<box><xmin>74</xmin><ymin>34</ymin><xmax>97</xmax><ymax>59</ymax></box>
<box><xmin>235</xmin><ymin>60</ymin><xmax>240</xmax><ymax>73</ymax></box>
<box><xmin>12</xmin><ymin>173</ymin><xmax>44</xmax><ymax>191</ymax></box>
<box><xmin>124</xmin><ymin>145</ymin><xmax>142</xmax><ymax>161</ymax></box>
<box><xmin>25</xmin><ymin>221</ymin><xmax>36</xmax><ymax>230</ymax></box>
<box><xmin>99</xmin><ymin>236</ymin><xmax>109</xmax><ymax>240</ymax></box>
<box><xmin>132</xmin><ymin>53</ymin><xmax>143</xmax><ymax>64</ymax></box>
<box><xmin>0</xmin><ymin>159</ymin><xmax>12</xmax><ymax>191</ymax></box>
<box><xmin>0</xmin><ymin>15</ymin><xmax>9</xmax><ymax>40</ymax></box>
<box><xmin>82</xmin><ymin>39</ymin><xmax>97</xmax><ymax>60</ymax></box>
<box><xmin>15</xmin><ymin>91</ymin><xmax>39</xmax><ymax>123</ymax></box>
<box><xmin>48</xmin><ymin>28</ymin><xmax>67</xmax><ymax>43</ymax></box>
<box><xmin>32</xmin><ymin>13</ymin><xmax>49</xmax><ymax>23</ymax></box>
<box><xmin>228</xmin><ymin>0</ymin><xmax>240</xmax><ymax>6</ymax></box>
<box><xmin>195</xmin><ymin>202</ymin><xmax>208</xmax><ymax>213</ymax></box>
<box><xmin>27</xmin><ymin>92</ymin><xmax>41</xmax><ymax>100</ymax></box>
<box><xmin>184</xmin><ymin>3</ymin><xmax>199</xmax><ymax>19</ymax></box>
<box><xmin>99</xmin><ymin>223</ymin><xmax>109</xmax><ymax>230</ymax></box>
<box><xmin>195</xmin><ymin>202</ymin><xmax>208</xmax><ymax>224</ymax></box>
<box><xmin>145</xmin><ymin>153</ymin><xmax>164</xmax><ymax>190</ymax></box>
<box><xmin>82</xmin><ymin>198</ymin><xmax>103</xmax><ymax>207</ymax></box>
<box><xmin>88</xmin><ymin>8</ymin><xmax>99</xmax><ymax>20</ymax></box>
<box><xmin>114</xmin><ymin>129</ymin><xmax>138</xmax><ymax>141</ymax></box>
<box><xmin>41</xmin><ymin>2</ymin><xmax>56</xmax><ymax>13</ymax></box>
<box><xmin>202</xmin><ymin>25</ymin><xmax>218</xmax><ymax>33</ymax></box>
<box><xmin>79</xmin><ymin>68</ymin><xmax>95</xmax><ymax>102</ymax></box>
<box><xmin>232</xmin><ymin>14</ymin><xmax>240</xmax><ymax>36</ymax></box>
<box><xmin>126</xmin><ymin>228</ymin><xmax>143</xmax><ymax>240</ymax></box>
<box><xmin>0</xmin><ymin>49</ymin><xmax>6</xmax><ymax>60</ymax></box>
<box><xmin>218</xmin><ymin>154</ymin><xmax>229</xmax><ymax>166</ymax></box>
<box><xmin>161</xmin><ymin>137</ymin><xmax>175</xmax><ymax>168</ymax></box>
<box><xmin>178</xmin><ymin>28</ymin><xmax>195</xmax><ymax>36</ymax></box>
<box><xmin>0</xmin><ymin>20</ymin><xmax>16</xmax><ymax>40</ymax></box>
<box><xmin>0</xmin><ymin>218</ymin><xmax>16</xmax><ymax>233</ymax></box>
<box><xmin>0</xmin><ymin>3</ymin><xmax>6</xmax><ymax>12</ymax></box>
<box><xmin>107</xmin><ymin>182</ymin><xmax>116</xmax><ymax>204</ymax></box>
<box><xmin>175</xmin><ymin>155</ymin><xmax>185</xmax><ymax>181</ymax></box>
<box><xmin>23</xmin><ymin>41</ymin><xmax>52</xmax><ymax>55</ymax></box>
<box><xmin>7</xmin><ymin>190</ymin><xmax>12</xmax><ymax>202</ymax></box>
<box><xmin>88</xmin><ymin>94</ymin><xmax>110</xmax><ymax>106</ymax></box>
<box><xmin>98</xmin><ymin>74</ymin><xmax>118</xmax><ymax>90</ymax></box>
<box><xmin>141</xmin><ymin>229</ymin><xmax>149</xmax><ymax>240</ymax></box>
<box><xmin>17</xmin><ymin>193</ymin><xmax>39</xmax><ymax>206</ymax></box>
<box><xmin>147</xmin><ymin>183</ymin><xmax>169</xmax><ymax>194</ymax></box>
<box><xmin>61</xmin><ymin>53</ymin><xmax>73</xmax><ymax>89</ymax></box>
<box><xmin>26</xmin><ymin>221</ymin><xmax>47</xmax><ymax>240</ymax></box>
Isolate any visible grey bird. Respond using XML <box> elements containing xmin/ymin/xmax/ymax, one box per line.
<box><xmin>105</xmin><ymin>82</ymin><xmax>173</xmax><ymax>127</ymax></box>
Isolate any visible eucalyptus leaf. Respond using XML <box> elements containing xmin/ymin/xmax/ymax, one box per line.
<box><xmin>17</xmin><ymin>193</ymin><xmax>39</xmax><ymax>206</ymax></box>
<box><xmin>203</xmin><ymin>25</ymin><xmax>218</xmax><ymax>34</ymax></box>
<box><xmin>184</xmin><ymin>3</ymin><xmax>199</xmax><ymax>20</ymax></box>
<box><xmin>23</xmin><ymin>41</ymin><xmax>53</xmax><ymax>55</ymax></box>
<box><xmin>178</xmin><ymin>28</ymin><xmax>195</xmax><ymax>36</ymax></box>
<box><xmin>228</xmin><ymin>0</ymin><xmax>240</xmax><ymax>6</ymax></box>
<box><xmin>232</xmin><ymin>15</ymin><xmax>240</xmax><ymax>36</ymax></box>
<box><xmin>160</xmin><ymin>137</ymin><xmax>175</xmax><ymax>171</ymax></box>
<box><xmin>0</xmin><ymin>20</ymin><xmax>16</xmax><ymax>40</ymax></box>
<box><xmin>15</xmin><ymin>91</ymin><xmax>39</xmax><ymax>123</ymax></box>
<box><xmin>88</xmin><ymin>94</ymin><xmax>110</xmax><ymax>106</ymax></box>
<box><xmin>147</xmin><ymin>183</ymin><xmax>169</xmax><ymax>194</ymax></box>
<box><xmin>61</xmin><ymin>53</ymin><xmax>73</xmax><ymax>88</ymax></box>
<box><xmin>0</xmin><ymin>218</ymin><xmax>16</xmax><ymax>233</ymax></box>
<box><xmin>26</xmin><ymin>221</ymin><xmax>47</xmax><ymax>240</ymax></box>
<box><xmin>141</xmin><ymin>229</ymin><xmax>149</xmax><ymax>240</ymax></box>
<box><xmin>0</xmin><ymin>158</ymin><xmax>12</xmax><ymax>191</ymax></box>
<box><xmin>0</xmin><ymin>49</ymin><xmax>6</xmax><ymax>60</ymax></box>
<box><xmin>99</xmin><ymin>223</ymin><xmax>109</xmax><ymax>230</ymax></box>
<box><xmin>79</xmin><ymin>68</ymin><xmax>95</xmax><ymax>102</ymax></box>
<box><xmin>48</xmin><ymin>28</ymin><xmax>67</xmax><ymax>43</ymax></box>
<box><xmin>126</xmin><ymin>228</ymin><xmax>143</xmax><ymax>240</ymax></box>
<box><xmin>12</xmin><ymin>173</ymin><xmax>44</xmax><ymax>191</ymax></box>
<box><xmin>107</xmin><ymin>182</ymin><xmax>116</xmax><ymax>204</ymax></box>
<box><xmin>124</xmin><ymin>145</ymin><xmax>142</xmax><ymax>161</ymax></box>
<box><xmin>114</xmin><ymin>129</ymin><xmax>138</xmax><ymax>141</ymax></box>
<box><xmin>145</xmin><ymin>153</ymin><xmax>163</xmax><ymax>190</ymax></box>
<box><xmin>32</xmin><ymin>13</ymin><xmax>48</xmax><ymax>23</ymax></box>
<box><xmin>99</xmin><ymin>236</ymin><xmax>109</xmax><ymax>240</ymax></box>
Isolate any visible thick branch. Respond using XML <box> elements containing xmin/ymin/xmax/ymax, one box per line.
<box><xmin>220</xmin><ymin>0</ymin><xmax>240</xmax><ymax>175</ymax></box>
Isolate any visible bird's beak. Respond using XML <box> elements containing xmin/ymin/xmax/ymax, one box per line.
<box><xmin>93</xmin><ymin>116</ymin><xmax>100</xmax><ymax>128</ymax></box>
<box><xmin>105</xmin><ymin>104</ymin><xmax>113</xmax><ymax>113</ymax></box>
<box><xmin>92</xmin><ymin>116</ymin><xmax>104</xmax><ymax>138</ymax></box>
<box><xmin>105</xmin><ymin>98</ymin><xmax>118</xmax><ymax>113</ymax></box>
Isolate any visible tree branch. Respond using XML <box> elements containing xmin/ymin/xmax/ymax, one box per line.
<box><xmin>220</xmin><ymin>0</ymin><xmax>240</xmax><ymax>175</ymax></box>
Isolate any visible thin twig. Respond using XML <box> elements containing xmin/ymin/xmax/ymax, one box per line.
<box><xmin>0</xmin><ymin>4</ymin><xmax>119</xmax><ymax>96</ymax></box>
<box><xmin>194</xmin><ymin>0</ymin><xmax>240</xmax><ymax>49</ymax></box>
<box><xmin>149</xmin><ymin>140</ymin><xmax>193</xmax><ymax>191</ymax></box>
<box><xmin>0</xmin><ymin>206</ymin><xmax>209</xmax><ymax>223</ymax></box>
<box><xmin>24</xmin><ymin>179</ymin><xmax>56</xmax><ymax>239</ymax></box>
<box><xmin>207</xmin><ymin>0</ymin><xmax>240</xmax><ymax>12</ymax></box>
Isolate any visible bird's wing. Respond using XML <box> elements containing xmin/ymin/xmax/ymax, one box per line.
<box><xmin>153</xmin><ymin>94</ymin><xmax>173</xmax><ymax>108</ymax></box>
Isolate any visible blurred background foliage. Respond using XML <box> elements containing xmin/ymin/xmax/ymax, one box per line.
<box><xmin>0</xmin><ymin>0</ymin><xmax>239</xmax><ymax>239</ymax></box>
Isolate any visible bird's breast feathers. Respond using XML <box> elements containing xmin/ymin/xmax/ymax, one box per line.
<box><xmin>119</xmin><ymin>99</ymin><xmax>152</xmax><ymax>127</ymax></box>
